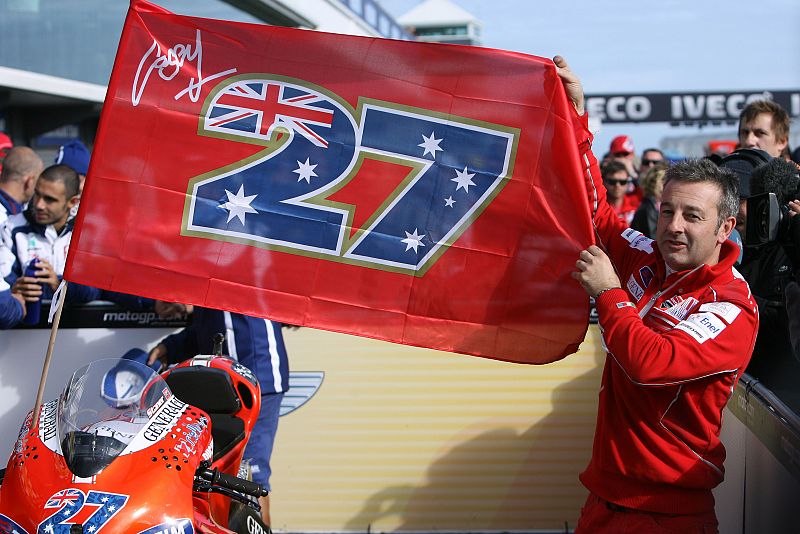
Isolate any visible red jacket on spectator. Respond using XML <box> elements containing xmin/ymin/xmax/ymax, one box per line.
<box><xmin>573</xmin><ymin>111</ymin><xmax>758</xmax><ymax>514</ymax></box>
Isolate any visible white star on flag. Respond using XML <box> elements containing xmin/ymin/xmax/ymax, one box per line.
<box><xmin>401</xmin><ymin>228</ymin><xmax>426</xmax><ymax>253</ymax></box>
<box><xmin>418</xmin><ymin>131</ymin><xmax>443</xmax><ymax>158</ymax></box>
<box><xmin>451</xmin><ymin>166</ymin><xmax>476</xmax><ymax>193</ymax></box>
<box><xmin>88</xmin><ymin>526</ymin><xmax>97</xmax><ymax>533</ymax></box>
<box><xmin>444</xmin><ymin>196</ymin><xmax>456</xmax><ymax>207</ymax></box>
<box><xmin>293</xmin><ymin>157</ymin><xmax>318</xmax><ymax>183</ymax></box>
<box><xmin>221</xmin><ymin>184</ymin><xmax>258</xmax><ymax>224</ymax></box>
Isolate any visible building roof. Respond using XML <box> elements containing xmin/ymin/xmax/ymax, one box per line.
<box><xmin>397</xmin><ymin>0</ymin><xmax>480</xmax><ymax>27</ymax></box>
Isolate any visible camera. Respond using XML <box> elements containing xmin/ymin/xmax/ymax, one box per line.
<box><xmin>744</xmin><ymin>158</ymin><xmax>800</xmax><ymax>248</ymax></box>
<box><xmin>745</xmin><ymin>192</ymin><xmax>798</xmax><ymax>246</ymax></box>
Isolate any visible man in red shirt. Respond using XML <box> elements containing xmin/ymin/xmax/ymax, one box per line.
<box><xmin>555</xmin><ymin>56</ymin><xmax>759</xmax><ymax>533</ymax></box>
<box><xmin>602</xmin><ymin>160</ymin><xmax>639</xmax><ymax>224</ymax></box>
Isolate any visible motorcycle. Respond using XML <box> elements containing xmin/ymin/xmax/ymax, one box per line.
<box><xmin>0</xmin><ymin>353</ymin><xmax>270</xmax><ymax>533</ymax></box>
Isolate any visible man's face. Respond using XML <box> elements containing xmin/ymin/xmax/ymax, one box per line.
<box><xmin>32</xmin><ymin>179</ymin><xmax>76</xmax><ymax>228</ymax></box>
<box><xmin>640</xmin><ymin>150</ymin><xmax>664</xmax><ymax>173</ymax></box>
<box><xmin>604</xmin><ymin>170</ymin><xmax>629</xmax><ymax>202</ymax></box>
<box><xmin>738</xmin><ymin>112</ymin><xmax>788</xmax><ymax>158</ymax></box>
<box><xmin>656</xmin><ymin>180</ymin><xmax>734</xmax><ymax>271</ymax></box>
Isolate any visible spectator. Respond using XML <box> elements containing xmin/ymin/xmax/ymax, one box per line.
<box><xmin>4</xmin><ymin>164</ymin><xmax>99</xmax><ymax>306</ymax></box>
<box><xmin>601</xmin><ymin>160</ymin><xmax>638</xmax><ymax>225</ymax></box>
<box><xmin>556</xmin><ymin>55</ymin><xmax>758</xmax><ymax>534</ymax></box>
<box><xmin>638</xmin><ymin>147</ymin><xmax>665</xmax><ymax>176</ymax></box>
<box><xmin>630</xmin><ymin>161</ymin><xmax>668</xmax><ymax>238</ymax></box>
<box><xmin>148</xmin><ymin>304</ymin><xmax>289</xmax><ymax>526</ymax></box>
<box><xmin>54</xmin><ymin>140</ymin><xmax>91</xmax><ymax>193</ymax></box>
<box><xmin>609</xmin><ymin>134</ymin><xmax>637</xmax><ymax>179</ymax></box>
<box><xmin>0</xmin><ymin>147</ymin><xmax>44</xmax><ymax>227</ymax></box>
<box><xmin>739</xmin><ymin>158</ymin><xmax>800</xmax><ymax>381</ymax></box>
<box><xmin>738</xmin><ymin>100</ymin><xmax>789</xmax><ymax>158</ymax></box>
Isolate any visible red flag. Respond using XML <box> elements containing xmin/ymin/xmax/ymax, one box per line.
<box><xmin>65</xmin><ymin>0</ymin><xmax>594</xmax><ymax>364</ymax></box>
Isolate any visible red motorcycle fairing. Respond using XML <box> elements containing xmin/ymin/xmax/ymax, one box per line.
<box><xmin>0</xmin><ymin>399</ymin><xmax>210</xmax><ymax>531</ymax></box>
<box><xmin>0</xmin><ymin>355</ymin><xmax>263</xmax><ymax>533</ymax></box>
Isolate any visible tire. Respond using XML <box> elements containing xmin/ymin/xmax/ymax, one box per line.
<box><xmin>227</xmin><ymin>500</ymin><xmax>271</xmax><ymax>534</ymax></box>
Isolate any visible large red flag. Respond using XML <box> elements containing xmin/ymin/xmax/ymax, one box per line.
<box><xmin>65</xmin><ymin>0</ymin><xmax>595</xmax><ymax>364</ymax></box>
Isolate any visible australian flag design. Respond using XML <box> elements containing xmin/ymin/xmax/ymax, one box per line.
<box><xmin>187</xmin><ymin>76</ymin><xmax>516</xmax><ymax>274</ymax></box>
<box><xmin>188</xmin><ymin>78</ymin><xmax>357</xmax><ymax>255</ymax></box>
<box><xmin>44</xmin><ymin>489</ymin><xmax>82</xmax><ymax>509</ymax></box>
<box><xmin>204</xmin><ymin>80</ymin><xmax>335</xmax><ymax>147</ymax></box>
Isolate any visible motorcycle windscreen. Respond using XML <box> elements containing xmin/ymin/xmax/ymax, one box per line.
<box><xmin>57</xmin><ymin>358</ymin><xmax>171</xmax><ymax>477</ymax></box>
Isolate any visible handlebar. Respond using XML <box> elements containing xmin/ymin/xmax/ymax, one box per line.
<box><xmin>195</xmin><ymin>465</ymin><xmax>268</xmax><ymax>498</ymax></box>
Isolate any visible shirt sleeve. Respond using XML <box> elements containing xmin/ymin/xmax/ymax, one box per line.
<box><xmin>570</xmin><ymin>108</ymin><xmax>647</xmax><ymax>269</ymax></box>
<box><xmin>594</xmin><ymin>287</ymin><xmax>759</xmax><ymax>384</ymax></box>
<box><xmin>0</xmin><ymin>289</ymin><xmax>23</xmax><ymax>329</ymax></box>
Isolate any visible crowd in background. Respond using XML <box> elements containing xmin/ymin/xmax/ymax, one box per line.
<box><xmin>596</xmin><ymin>100</ymin><xmax>800</xmax><ymax>399</ymax></box>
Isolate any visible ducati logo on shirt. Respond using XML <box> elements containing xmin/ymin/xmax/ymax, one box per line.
<box><xmin>659</xmin><ymin>296</ymin><xmax>699</xmax><ymax>321</ymax></box>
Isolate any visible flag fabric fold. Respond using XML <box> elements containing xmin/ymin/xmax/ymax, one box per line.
<box><xmin>65</xmin><ymin>0</ymin><xmax>594</xmax><ymax>364</ymax></box>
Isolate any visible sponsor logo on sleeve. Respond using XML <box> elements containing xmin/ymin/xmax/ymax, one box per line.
<box><xmin>674</xmin><ymin>312</ymin><xmax>727</xmax><ymax>343</ymax></box>
<box><xmin>699</xmin><ymin>301</ymin><xmax>741</xmax><ymax>324</ymax></box>
<box><xmin>621</xmin><ymin>228</ymin><xmax>654</xmax><ymax>253</ymax></box>
<box><xmin>626</xmin><ymin>275</ymin><xmax>645</xmax><ymax>301</ymax></box>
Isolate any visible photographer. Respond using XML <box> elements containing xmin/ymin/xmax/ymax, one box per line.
<box><xmin>739</xmin><ymin>158</ymin><xmax>800</xmax><ymax>383</ymax></box>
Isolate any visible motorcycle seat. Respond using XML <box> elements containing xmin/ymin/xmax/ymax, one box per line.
<box><xmin>164</xmin><ymin>367</ymin><xmax>246</xmax><ymax>460</ymax></box>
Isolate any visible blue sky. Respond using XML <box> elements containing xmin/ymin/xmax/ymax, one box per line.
<box><xmin>377</xmin><ymin>0</ymin><xmax>800</xmax><ymax>155</ymax></box>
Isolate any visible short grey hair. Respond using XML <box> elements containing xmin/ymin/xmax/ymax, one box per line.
<box><xmin>663</xmin><ymin>159</ymin><xmax>739</xmax><ymax>229</ymax></box>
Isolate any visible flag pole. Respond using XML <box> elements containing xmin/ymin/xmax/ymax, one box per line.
<box><xmin>32</xmin><ymin>281</ymin><xmax>69</xmax><ymax>422</ymax></box>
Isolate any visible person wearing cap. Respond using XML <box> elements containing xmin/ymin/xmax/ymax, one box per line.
<box><xmin>738</xmin><ymin>100</ymin><xmax>789</xmax><ymax>159</ymax></box>
<box><xmin>608</xmin><ymin>134</ymin><xmax>638</xmax><ymax>180</ymax></box>
<box><xmin>54</xmin><ymin>140</ymin><xmax>91</xmax><ymax>193</ymax></box>
<box><xmin>556</xmin><ymin>55</ymin><xmax>758</xmax><ymax>534</ymax></box>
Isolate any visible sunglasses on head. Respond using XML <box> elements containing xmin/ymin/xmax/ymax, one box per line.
<box><xmin>604</xmin><ymin>179</ymin><xmax>630</xmax><ymax>186</ymax></box>
<box><xmin>641</xmin><ymin>158</ymin><xmax>663</xmax><ymax>167</ymax></box>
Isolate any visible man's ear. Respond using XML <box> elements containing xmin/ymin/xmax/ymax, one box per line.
<box><xmin>718</xmin><ymin>216</ymin><xmax>736</xmax><ymax>244</ymax></box>
<box><xmin>67</xmin><ymin>195</ymin><xmax>80</xmax><ymax>210</ymax></box>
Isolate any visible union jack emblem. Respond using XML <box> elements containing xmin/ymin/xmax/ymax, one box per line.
<box><xmin>45</xmin><ymin>488</ymin><xmax>82</xmax><ymax>508</ymax></box>
<box><xmin>205</xmin><ymin>80</ymin><xmax>334</xmax><ymax>147</ymax></box>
